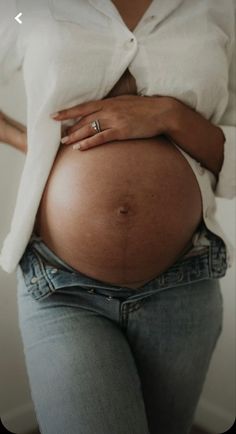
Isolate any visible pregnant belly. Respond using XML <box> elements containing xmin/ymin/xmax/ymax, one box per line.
<box><xmin>34</xmin><ymin>136</ymin><xmax>203</xmax><ymax>288</ymax></box>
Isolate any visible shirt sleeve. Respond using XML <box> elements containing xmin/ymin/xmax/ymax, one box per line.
<box><xmin>214</xmin><ymin>1</ymin><xmax>236</xmax><ymax>199</ymax></box>
<box><xmin>0</xmin><ymin>0</ymin><xmax>22</xmax><ymax>84</ymax></box>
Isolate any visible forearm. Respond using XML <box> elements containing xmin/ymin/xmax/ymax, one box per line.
<box><xmin>4</xmin><ymin>113</ymin><xmax>27</xmax><ymax>134</ymax></box>
<box><xmin>0</xmin><ymin>112</ymin><xmax>27</xmax><ymax>153</ymax></box>
<box><xmin>6</xmin><ymin>129</ymin><xmax>27</xmax><ymax>154</ymax></box>
<box><xmin>163</xmin><ymin>99</ymin><xmax>225</xmax><ymax>177</ymax></box>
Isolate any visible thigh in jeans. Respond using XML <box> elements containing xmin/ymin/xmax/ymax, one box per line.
<box><xmin>125</xmin><ymin>278</ymin><xmax>223</xmax><ymax>434</ymax></box>
<box><xmin>16</xmin><ymin>229</ymin><xmax>226</xmax><ymax>434</ymax></box>
<box><xmin>16</xmin><ymin>263</ymin><xmax>149</xmax><ymax>434</ymax></box>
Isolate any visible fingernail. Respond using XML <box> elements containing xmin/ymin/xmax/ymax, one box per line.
<box><xmin>73</xmin><ymin>143</ymin><xmax>81</xmax><ymax>150</ymax></box>
<box><xmin>61</xmin><ymin>136</ymin><xmax>69</xmax><ymax>144</ymax></box>
<box><xmin>50</xmin><ymin>112</ymin><xmax>59</xmax><ymax>118</ymax></box>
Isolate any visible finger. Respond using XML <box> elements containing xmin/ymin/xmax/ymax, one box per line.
<box><xmin>66</xmin><ymin>120</ymin><xmax>83</xmax><ymax>135</ymax></box>
<box><xmin>51</xmin><ymin>101</ymin><xmax>103</xmax><ymax>120</ymax></box>
<box><xmin>66</xmin><ymin>117</ymin><xmax>94</xmax><ymax>134</ymax></box>
<box><xmin>67</xmin><ymin>115</ymin><xmax>108</xmax><ymax>135</ymax></box>
<box><xmin>72</xmin><ymin>129</ymin><xmax>117</xmax><ymax>151</ymax></box>
<box><xmin>61</xmin><ymin>120</ymin><xmax>106</xmax><ymax>145</ymax></box>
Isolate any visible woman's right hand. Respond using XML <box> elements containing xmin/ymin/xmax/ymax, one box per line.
<box><xmin>0</xmin><ymin>110</ymin><xmax>27</xmax><ymax>153</ymax></box>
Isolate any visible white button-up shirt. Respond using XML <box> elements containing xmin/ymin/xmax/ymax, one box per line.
<box><xmin>0</xmin><ymin>0</ymin><xmax>235</xmax><ymax>273</ymax></box>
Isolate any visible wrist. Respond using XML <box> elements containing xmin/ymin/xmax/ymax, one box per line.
<box><xmin>162</xmin><ymin>98</ymin><xmax>225</xmax><ymax>176</ymax></box>
<box><xmin>8</xmin><ymin>130</ymin><xmax>27</xmax><ymax>154</ymax></box>
<box><xmin>162</xmin><ymin>97</ymin><xmax>187</xmax><ymax>136</ymax></box>
<box><xmin>152</xmin><ymin>96</ymin><xmax>182</xmax><ymax>135</ymax></box>
<box><xmin>17</xmin><ymin>131</ymin><xmax>27</xmax><ymax>154</ymax></box>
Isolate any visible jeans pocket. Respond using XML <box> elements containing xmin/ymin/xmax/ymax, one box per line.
<box><xmin>19</xmin><ymin>244</ymin><xmax>89</xmax><ymax>301</ymax></box>
<box><xmin>18</xmin><ymin>243</ymin><xmax>81</xmax><ymax>301</ymax></box>
<box><xmin>207</xmin><ymin>232</ymin><xmax>228</xmax><ymax>278</ymax></box>
<box><xmin>18</xmin><ymin>244</ymin><xmax>56</xmax><ymax>300</ymax></box>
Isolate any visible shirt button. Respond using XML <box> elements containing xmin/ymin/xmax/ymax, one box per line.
<box><xmin>31</xmin><ymin>276</ymin><xmax>38</xmax><ymax>284</ymax></box>
<box><xmin>197</xmin><ymin>162</ymin><xmax>205</xmax><ymax>175</ymax></box>
<box><xmin>124</xmin><ymin>38</ymin><xmax>135</xmax><ymax>49</ymax></box>
<box><xmin>51</xmin><ymin>268</ymin><xmax>58</xmax><ymax>274</ymax></box>
<box><xmin>145</xmin><ymin>15</ymin><xmax>155</xmax><ymax>22</ymax></box>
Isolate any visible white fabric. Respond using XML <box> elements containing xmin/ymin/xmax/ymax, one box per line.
<box><xmin>0</xmin><ymin>0</ymin><xmax>235</xmax><ymax>273</ymax></box>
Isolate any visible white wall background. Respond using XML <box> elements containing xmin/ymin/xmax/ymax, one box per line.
<box><xmin>0</xmin><ymin>72</ymin><xmax>235</xmax><ymax>434</ymax></box>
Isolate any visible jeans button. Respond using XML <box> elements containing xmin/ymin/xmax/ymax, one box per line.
<box><xmin>87</xmin><ymin>288</ymin><xmax>95</xmax><ymax>293</ymax></box>
<box><xmin>30</xmin><ymin>276</ymin><xmax>38</xmax><ymax>283</ymax></box>
<box><xmin>51</xmin><ymin>268</ymin><xmax>58</xmax><ymax>274</ymax></box>
<box><xmin>106</xmin><ymin>296</ymin><xmax>113</xmax><ymax>301</ymax></box>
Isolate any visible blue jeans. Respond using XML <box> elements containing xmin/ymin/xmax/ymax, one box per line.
<box><xmin>16</xmin><ymin>228</ymin><xmax>227</xmax><ymax>434</ymax></box>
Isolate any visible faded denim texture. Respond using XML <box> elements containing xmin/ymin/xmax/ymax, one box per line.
<box><xmin>16</xmin><ymin>228</ymin><xmax>227</xmax><ymax>434</ymax></box>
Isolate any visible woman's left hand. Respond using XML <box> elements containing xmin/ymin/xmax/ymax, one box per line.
<box><xmin>50</xmin><ymin>95</ymin><xmax>176</xmax><ymax>150</ymax></box>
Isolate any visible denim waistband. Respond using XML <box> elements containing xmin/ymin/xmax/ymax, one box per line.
<box><xmin>22</xmin><ymin>228</ymin><xmax>228</xmax><ymax>300</ymax></box>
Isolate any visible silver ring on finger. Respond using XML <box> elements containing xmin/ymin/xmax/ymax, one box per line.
<box><xmin>90</xmin><ymin>119</ymin><xmax>101</xmax><ymax>134</ymax></box>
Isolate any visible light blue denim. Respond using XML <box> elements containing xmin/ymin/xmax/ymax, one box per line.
<box><xmin>16</xmin><ymin>226</ymin><xmax>227</xmax><ymax>434</ymax></box>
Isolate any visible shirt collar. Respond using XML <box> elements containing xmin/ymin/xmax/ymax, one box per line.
<box><xmin>88</xmin><ymin>0</ymin><xmax>185</xmax><ymax>32</ymax></box>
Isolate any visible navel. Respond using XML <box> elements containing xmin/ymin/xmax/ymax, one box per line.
<box><xmin>117</xmin><ymin>205</ymin><xmax>129</xmax><ymax>215</ymax></box>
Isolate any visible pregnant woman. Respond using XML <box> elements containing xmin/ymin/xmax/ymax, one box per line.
<box><xmin>0</xmin><ymin>1</ymin><xmax>235</xmax><ymax>433</ymax></box>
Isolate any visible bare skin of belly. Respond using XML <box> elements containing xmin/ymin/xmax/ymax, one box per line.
<box><xmin>34</xmin><ymin>69</ymin><xmax>203</xmax><ymax>288</ymax></box>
